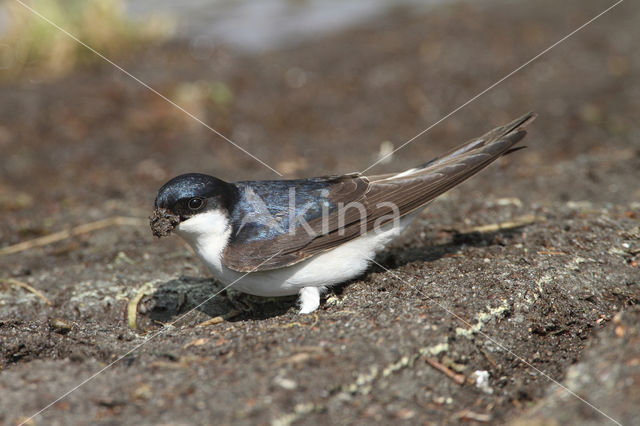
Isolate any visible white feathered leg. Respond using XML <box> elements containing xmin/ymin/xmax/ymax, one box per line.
<box><xmin>298</xmin><ymin>286</ymin><xmax>321</xmax><ymax>314</ymax></box>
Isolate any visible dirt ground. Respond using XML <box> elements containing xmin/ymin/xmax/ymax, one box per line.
<box><xmin>1</xmin><ymin>0</ymin><xmax>639</xmax><ymax>424</ymax></box>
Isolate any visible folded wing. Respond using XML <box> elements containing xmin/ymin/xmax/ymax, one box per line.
<box><xmin>223</xmin><ymin>113</ymin><xmax>536</xmax><ymax>272</ymax></box>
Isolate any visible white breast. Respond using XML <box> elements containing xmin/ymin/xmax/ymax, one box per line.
<box><xmin>175</xmin><ymin>210</ymin><xmax>231</xmax><ymax>273</ymax></box>
<box><xmin>176</xmin><ymin>210</ymin><xmax>418</xmax><ymax>297</ymax></box>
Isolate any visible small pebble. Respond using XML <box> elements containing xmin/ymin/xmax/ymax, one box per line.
<box><xmin>50</xmin><ymin>318</ymin><xmax>72</xmax><ymax>334</ymax></box>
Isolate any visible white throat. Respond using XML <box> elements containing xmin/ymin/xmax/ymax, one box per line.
<box><xmin>175</xmin><ymin>210</ymin><xmax>231</xmax><ymax>273</ymax></box>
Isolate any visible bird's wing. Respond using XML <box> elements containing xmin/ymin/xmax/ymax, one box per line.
<box><xmin>222</xmin><ymin>113</ymin><xmax>536</xmax><ymax>272</ymax></box>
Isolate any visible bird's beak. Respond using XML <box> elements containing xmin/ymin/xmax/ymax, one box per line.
<box><xmin>149</xmin><ymin>208</ymin><xmax>180</xmax><ymax>238</ymax></box>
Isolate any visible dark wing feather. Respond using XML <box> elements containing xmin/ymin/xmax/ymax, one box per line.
<box><xmin>222</xmin><ymin>113</ymin><xmax>536</xmax><ymax>272</ymax></box>
<box><xmin>222</xmin><ymin>174</ymin><xmax>369</xmax><ymax>271</ymax></box>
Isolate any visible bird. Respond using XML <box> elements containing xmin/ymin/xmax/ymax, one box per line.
<box><xmin>151</xmin><ymin>113</ymin><xmax>535</xmax><ymax>314</ymax></box>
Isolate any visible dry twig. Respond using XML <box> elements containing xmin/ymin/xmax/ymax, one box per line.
<box><xmin>537</xmin><ymin>250</ymin><xmax>566</xmax><ymax>255</ymax></box>
<box><xmin>197</xmin><ymin>309</ymin><xmax>242</xmax><ymax>327</ymax></box>
<box><xmin>0</xmin><ymin>216</ymin><xmax>146</xmax><ymax>256</ymax></box>
<box><xmin>453</xmin><ymin>409</ymin><xmax>492</xmax><ymax>423</ymax></box>
<box><xmin>127</xmin><ymin>282</ymin><xmax>156</xmax><ymax>330</ymax></box>
<box><xmin>460</xmin><ymin>214</ymin><xmax>541</xmax><ymax>234</ymax></box>
<box><xmin>425</xmin><ymin>357</ymin><xmax>466</xmax><ymax>385</ymax></box>
<box><xmin>2</xmin><ymin>278</ymin><xmax>52</xmax><ymax>305</ymax></box>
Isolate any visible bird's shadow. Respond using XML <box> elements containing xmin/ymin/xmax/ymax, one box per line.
<box><xmin>376</xmin><ymin>227</ymin><xmax>523</xmax><ymax>270</ymax></box>
<box><xmin>143</xmin><ymin>227</ymin><xmax>524</xmax><ymax>323</ymax></box>
<box><xmin>142</xmin><ymin>276</ymin><xmax>295</xmax><ymax>325</ymax></box>
<box><xmin>329</xmin><ymin>226</ymin><xmax>525</xmax><ymax>296</ymax></box>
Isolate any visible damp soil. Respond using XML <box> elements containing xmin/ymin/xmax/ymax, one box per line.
<box><xmin>1</xmin><ymin>0</ymin><xmax>639</xmax><ymax>424</ymax></box>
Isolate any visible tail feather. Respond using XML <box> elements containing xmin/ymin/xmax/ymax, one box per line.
<box><xmin>416</xmin><ymin>112</ymin><xmax>535</xmax><ymax>171</ymax></box>
<box><xmin>371</xmin><ymin>112</ymin><xmax>536</xmax><ymax>183</ymax></box>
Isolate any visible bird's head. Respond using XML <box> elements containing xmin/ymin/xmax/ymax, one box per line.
<box><xmin>150</xmin><ymin>173</ymin><xmax>237</xmax><ymax>238</ymax></box>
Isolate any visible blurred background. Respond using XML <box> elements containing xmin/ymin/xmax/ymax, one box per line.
<box><xmin>1</xmin><ymin>0</ymin><xmax>637</xmax><ymax>239</ymax></box>
<box><xmin>1</xmin><ymin>1</ymin><xmax>639</xmax><ymax>424</ymax></box>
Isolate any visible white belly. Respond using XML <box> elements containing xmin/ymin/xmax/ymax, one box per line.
<box><xmin>225</xmin><ymin>222</ymin><xmax>404</xmax><ymax>296</ymax></box>
<box><xmin>176</xmin><ymin>210</ymin><xmax>418</xmax><ymax>297</ymax></box>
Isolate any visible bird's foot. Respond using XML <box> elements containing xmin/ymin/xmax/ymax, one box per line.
<box><xmin>298</xmin><ymin>286</ymin><xmax>321</xmax><ymax>314</ymax></box>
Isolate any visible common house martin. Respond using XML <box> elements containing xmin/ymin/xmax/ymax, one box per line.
<box><xmin>151</xmin><ymin>113</ymin><xmax>535</xmax><ymax>314</ymax></box>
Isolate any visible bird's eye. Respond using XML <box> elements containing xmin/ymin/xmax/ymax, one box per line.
<box><xmin>188</xmin><ymin>197</ymin><xmax>205</xmax><ymax>211</ymax></box>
